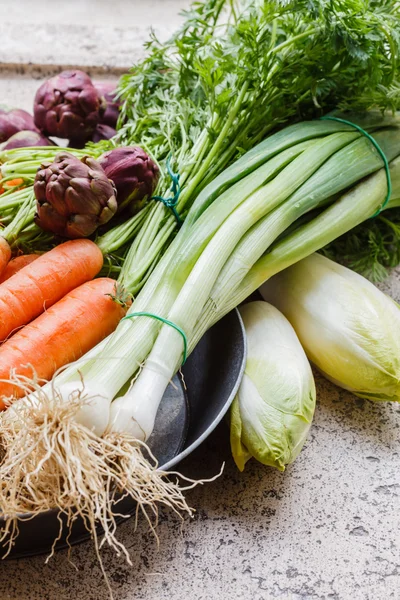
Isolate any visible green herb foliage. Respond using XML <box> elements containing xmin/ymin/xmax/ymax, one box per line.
<box><xmin>118</xmin><ymin>0</ymin><xmax>400</xmax><ymax>166</ymax></box>
<box><xmin>113</xmin><ymin>0</ymin><xmax>400</xmax><ymax>291</ymax></box>
<box><xmin>322</xmin><ymin>210</ymin><xmax>400</xmax><ymax>281</ymax></box>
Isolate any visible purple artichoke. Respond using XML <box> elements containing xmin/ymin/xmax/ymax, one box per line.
<box><xmin>34</xmin><ymin>70</ymin><xmax>102</xmax><ymax>143</ymax></box>
<box><xmin>91</xmin><ymin>124</ymin><xmax>117</xmax><ymax>144</ymax></box>
<box><xmin>0</xmin><ymin>108</ymin><xmax>38</xmax><ymax>143</ymax></box>
<box><xmin>3</xmin><ymin>130</ymin><xmax>53</xmax><ymax>150</ymax></box>
<box><xmin>34</xmin><ymin>151</ymin><xmax>117</xmax><ymax>238</ymax></box>
<box><xmin>95</xmin><ymin>81</ymin><xmax>121</xmax><ymax>128</ymax></box>
<box><xmin>68</xmin><ymin>124</ymin><xmax>116</xmax><ymax>148</ymax></box>
<box><xmin>99</xmin><ymin>147</ymin><xmax>159</xmax><ymax>213</ymax></box>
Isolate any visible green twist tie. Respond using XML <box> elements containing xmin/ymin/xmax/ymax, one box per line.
<box><xmin>320</xmin><ymin>115</ymin><xmax>392</xmax><ymax>217</ymax></box>
<box><xmin>122</xmin><ymin>311</ymin><xmax>187</xmax><ymax>365</ymax></box>
<box><xmin>151</xmin><ymin>155</ymin><xmax>182</xmax><ymax>226</ymax></box>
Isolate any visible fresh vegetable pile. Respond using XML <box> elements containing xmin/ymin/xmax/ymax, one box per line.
<box><xmin>0</xmin><ymin>0</ymin><xmax>400</xmax><ymax>595</ymax></box>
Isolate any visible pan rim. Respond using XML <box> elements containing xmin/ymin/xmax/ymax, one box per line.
<box><xmin>161</xmin><ymin>308</ymin><xmax>246</xmax><ymax>471</ymax></box>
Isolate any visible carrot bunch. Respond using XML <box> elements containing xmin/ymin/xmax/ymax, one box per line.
<box><xmin>0</xmin><ymin>239</ymin><xmax>128</xmax><ymax>407</ymax></box>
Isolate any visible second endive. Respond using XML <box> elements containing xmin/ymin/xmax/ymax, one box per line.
<box><xmin>261</xmin><ymin>253</ymin><xmax>400</xmax><ymax>403</ymax></box>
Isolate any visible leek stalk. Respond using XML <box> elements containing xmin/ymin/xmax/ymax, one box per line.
<box><xmin>13</xmin><ymin>115</ymin><xmax>400</xmax><ymax>440</ymax></box>
<box><xmin>190</xmin><ymin>157</ymin><xmax>400</xmax><ymax>349</ymax></box>
<box><xmin>105</xmin><ymin>120</ymin><xmax>400</xmax><ymax>440</ymax></box>
<box><xmin>61</xmin><ymin>131</ymin><xmax>353</xmax><ymax>434</ymax></box>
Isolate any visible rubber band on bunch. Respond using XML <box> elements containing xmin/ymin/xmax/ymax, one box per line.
<box><xmin>321</xmin><ymin>115</ymin><xmax>391</xmax><ymax>217</ymax></box>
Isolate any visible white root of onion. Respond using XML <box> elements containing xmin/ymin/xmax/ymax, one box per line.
<box><xmin>0</xmin><ymin>374</ymin><xmax>221</xmax><ymax>598</ymax></box>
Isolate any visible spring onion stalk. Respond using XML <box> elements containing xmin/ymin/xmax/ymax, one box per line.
<box><xmin>104</xmin><ymin>123</ymin><xmax>400</xmax><ymax>440</ymax></box>
<box><xmin>188</xmin><ymin>156</ymin><xmax>400</xmax><ymax>351</ymax></box>
<box><xmin>230</xmin><ymin>301</ymin><xmax>316</xmax><ymax>471</ymax></box>
<box><xmin>3</xmin><ymin>121</ymin><xmax>353</xmax><ymax>435</ymax></box>
<box><xmin>261</xmin><ymin>253</ymin><xmax>400</xmax><ymax>402</ymax></box>
<box><xmin>17</xmin><ymin>115</ymin><xmax>398</xmax><ymax>440</ymax></box>
<box><xmin>54</xmin><ymin>131</ymin><xmax>344</xmax><ymax>434</ymax></box>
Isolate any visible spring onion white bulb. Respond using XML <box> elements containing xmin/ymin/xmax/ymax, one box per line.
<box><xmin>230</xmin><ymin>301</ymin><xmax>315</xmax><ymax>471</ymax></box>
<box><xmin>261</xmin><ymin>253</ymin><xmax>400</xmax><ymax>402</ymax></box>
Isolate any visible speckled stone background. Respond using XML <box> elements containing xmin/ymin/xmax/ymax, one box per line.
<box><xmin>0</xmin><ymin>2</ymin><xmax>399</xmax><ymax>599</ymax></box>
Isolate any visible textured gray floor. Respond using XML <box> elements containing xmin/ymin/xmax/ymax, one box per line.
<box><xmin>0</xmin><ymin>0</ymin><xmax>187</xmax><ymax>69</ymax></box>
<box><xmin>1</xmin><ymin>373</ymin><xmax>399</xmax><ymax>600</ymax></box>
<box><xmin>0</xmin><ymin>2</ymin><xmax>399</xmax><ymax>599</ymax></box>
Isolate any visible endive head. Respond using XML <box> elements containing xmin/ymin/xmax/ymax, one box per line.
<box><xmin>261</xmin><ymin>253</ymin><xmax>400</xmax><ymax>402</ymax></box>
<box><xmin>230</xmin><ymin>301</ymin><xmax>316</xmax><ymax>472</ymax></box>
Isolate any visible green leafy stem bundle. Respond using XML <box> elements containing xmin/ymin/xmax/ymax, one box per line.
<box><xmin>111</xmin><ymin>0</ymin><xmax>400</xmax><ymax>290</ymax></box>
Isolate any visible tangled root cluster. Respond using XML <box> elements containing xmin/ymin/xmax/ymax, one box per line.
<box><xmin>0</xmin><ymin>377</ymin><xmax>213</xmax><ymax>597</ymax></box>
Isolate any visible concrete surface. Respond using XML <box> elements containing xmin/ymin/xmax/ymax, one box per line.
<box><xmin>0</xmin><ymin>0</ymin><xmax>187</xmax><ymax>71</ymax></box>
<box><xmin>0</xmin><ymin>2</ymin><xmax>399</xmax><ymax>599</ymax></box>
<box><xmin>0</xmin><ymin>366</ymin><xmax>399</xmax><ymax>600</ymax></box>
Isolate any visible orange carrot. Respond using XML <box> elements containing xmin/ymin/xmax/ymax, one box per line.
<box><xmin>0</xmin><ymin>178</ymin><xmax>25</xmax><ymax>194</ymax></box>
<box><xmin>0</xmin><ymin>239</ymin><xmax>103</xmax><ymax>343</ymax></box>
<box><xmin>0</xmin><ymin>277</ymin><xmax>126</xmax><ymax>404</ymax></box>
<box><xmin>0</xmin><ymin>254</ymin><xmax>40</xmax><ymax>283</ymax></box>
<box><xmin>3</xmin><ymin>178</ymin><xmax>24</xmax><ymax>189</ymax></box>
<box><xmin>0</xmin><ymin>237</ymin><xmax>12</xmax><ymax>277</ymax></box>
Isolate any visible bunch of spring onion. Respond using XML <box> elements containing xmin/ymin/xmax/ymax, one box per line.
<box><xmin>1</xmin><ymin>0</ymin><xmax>400</xmax><ymax>291</ymax></box>
<box><xmin>1</xmin><ymin>112</ymin><xmax>400</xmax><ymax>561</ymax></box>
